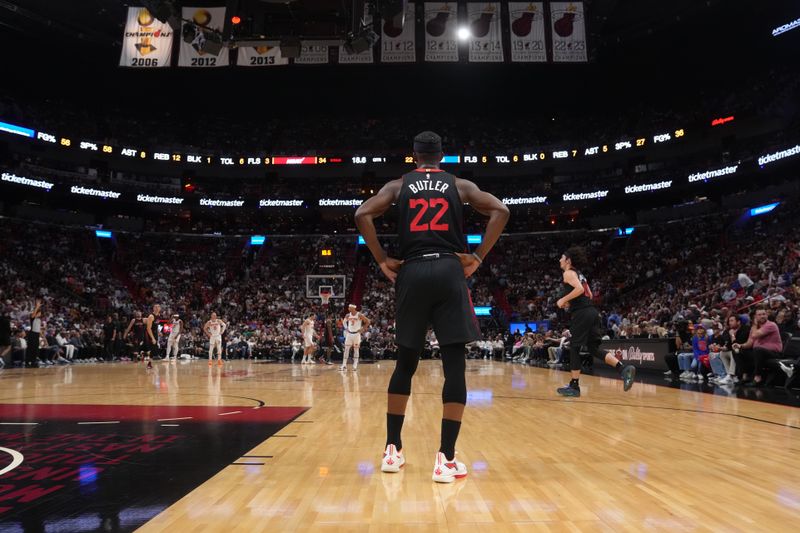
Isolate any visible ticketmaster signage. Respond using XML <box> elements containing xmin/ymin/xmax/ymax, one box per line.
<box><xmin>1</xmin><ymin>171</ymin><xmax>54</xmax><ymax>191</ymax></box>
<box><xmin>318</xmin><ymin>199</ymin><xmax>363</xmax><ymax>207</ymax></box>
<box><xmin>200</xmin><ymin>198</ymin><xmax>245</xmax><ymax>207</ymax></box>
<box><xmin>624</xmin><ymin>180</ymin><xmax>672</xmax><ymax>194</ymax></box>
<box><xmin>687</xmin><ymin>165</ymin><xmax>738</xmax><ymax>183</ymax></box>
<box><xmin>758</xmin><ymin>145</ymin><xmax>800</xmax><ymax>167</ymax></box>
<box><xmin>502</xmin><ymin>196</ymin><xmax>548</xmax><ymax>205</ymax></box>
<box><xmin>563</xmin><ymin>190</ymin><xmax>609</xmax><ymax>201</ymax></box>
<box><xmin>70</xmin><ymin>186</ymin><xmax>121</xmax><ymax>199</ymax></box>
<box><xmin>259</xmin><ymin>199</ymin><xmax>304</xmax><ymax>207</ymax></box>
<box><xmin>137</xmin><ymin>194</ymin><xmax>184</xmax><ymax>204</ymax></box>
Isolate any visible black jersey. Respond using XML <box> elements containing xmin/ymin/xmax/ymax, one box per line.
<box><xmin>148</xmin><ymin>314</ymin><xmax>159</xmax><ymax>344</ymax></box>
<box><xmin>132</xmin><ymin>318</ymin><xmax>146</xmax><ymax>342</ymax></box>
<box><xmin>563</xmin><ymin>269</ymin><xmax>594</xmax><ymax>312</ymax></box>
<box><xmin>397</xmin><ymin>168</ymin><xmax>465</xmax><ymax>260</ymax></box>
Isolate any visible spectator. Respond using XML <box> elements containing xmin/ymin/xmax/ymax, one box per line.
<box><xmin>734</xmin><ymin>307</ymin><xmax>784</xmax><ymax>387</ymax></box>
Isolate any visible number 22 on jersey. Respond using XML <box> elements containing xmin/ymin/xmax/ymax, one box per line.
<box><xmin>409</xmin><ymin>198</ymin><xmax>449</xmax><ymax>232</ymax></box>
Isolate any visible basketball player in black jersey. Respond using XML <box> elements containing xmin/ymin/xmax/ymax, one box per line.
<box><xmin>124</xmin><ymin>311</ymin><xmax>146</xmax><ymax>362</ymax></box>
<box><xmin>355</xmin><ymin>131</ymin><xmax>509</xmax><ymax>483</ymax></box>
<box><xmin>144</xmin><ymin>304</ymin><xmax>161</xmax><ymax>370</ymax></box>
<box><xmin>556</xmin><ymin>246</ymin><xmax>636</xmax><ymax>397</ymax></box>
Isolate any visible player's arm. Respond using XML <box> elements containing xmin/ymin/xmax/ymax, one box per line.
<box><xmin>455</xmin><ymin>179</ymin><xmax>510</xmax><ymax>277</ymax></box>
<box><xmin>204</xmin><ymin>321</ymin><xmax>211</xmax><ymax>338</ymax></box>
<box><xmin>359</xmin><ymin>313</ymin><xmax>371</xmax><ymax>332</ymax></box>
<box><xmin>221</xmin><ymin>321</ymin><xmax>227</xmax><ymax>335</ymax></box>
<box><xmin>557</xmin><ymin>270</ymin><xmax>585</xmax><ymax>309</ymax></box>
<box><xmin>355</xmin><ymin>179</ymin><xmax>403</xmax><ymax>282</ymax></box>
<box><xmin>124</xmin><ymin>319</ymin><xmax>134</xmax><ymax>338</ymax></box>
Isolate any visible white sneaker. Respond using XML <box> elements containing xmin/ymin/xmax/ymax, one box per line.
<box><xmin>695</xmin><ymin>374</ymin><xmax>705</xmax><ymax>381</ymax></box>
<box><xmin>679</xmin><ymin>371</ymin><xmax>689</xmax><ymax>379</ymax></box>
<box><xmin>339</xmin><ymin>365</ymin><xmax>347</xmax><ymax>371</ymax></box>
<box><xmin>431</xmin><ymin>452</ymin><xmax>467</xmax><ymax>483</ymax></box>
<box><xmin>663</xmin><ymin>370</ymin><xmax>673</xmax><ymax>376</ymax></box>
<box><xmin>352</xmin><ymin>366</ymin><xmax>358</xmax><ymax>372</ymax></box>
<box><xmin>717</xmin><ymin>375</ymin><xmax>732</xmax><ymax>385</ymax></box>
<box><xmin>779</xmin><ymin>362</ymin><xmax>794</xmax><ymax>378</ymax></box>
<box><xmin>381</xmin><ymin>444</ymin><xmax>405</xmax><ymax>473</ymax></box>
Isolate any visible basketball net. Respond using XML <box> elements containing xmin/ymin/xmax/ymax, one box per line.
<box><xmin>320</xmin><ymin>288</ymin><xmax>332</xmax><ymax>307</ymax></box>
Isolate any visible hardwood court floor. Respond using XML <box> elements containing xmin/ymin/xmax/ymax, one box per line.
<box><xmin>2</xmin><ymin>359</ymin><xmax>800</xmax><ymax>532</ymax></box>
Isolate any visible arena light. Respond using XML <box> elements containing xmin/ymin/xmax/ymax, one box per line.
<box><xmin>617</xmin><ymin>227</ymin><xmax>635</xmax><ymax>236</ymax></box>
<box><xmin>95</xmin><ymin>230</ymin><xmax>113</xmax><ymax>239</ymax></box>
<box><xmin>749</xmin><ymin>202</ymin><xmax>780</xmax><ymax>217</ymax></box>
<box><xmin>0</xmin><ymin>120</ymin><xmax>34</xmax><ymax>138</ymax></box>
<box><xmin>758</xmin><ymin>144</ymin><xmax>800</xmax><ymax>167</ymax></box>
<box><xmin>1</xmin><ymin>172</ymin><xmax>54</xmax><ymax>191</ymax></box>
<box><xmin>357</xmin><ymin>235</ymin><xmax>366</xmax><ymax>245</ymax></box>
<box><xmin>466</xmin><ymin>234</ymin><xmax>482</xmax><ymax>244</ymax></box>
<box><xmin>250</xmin><ymin>235</ymin><xmax>266</xmax><ymax>245</ymax></box>
<box><xmin>457</xmin><ymin>27</ymin><xmax>471</xmax><ymax>41</ymax></box>
<box><xmin>474</xmin><ymin>306</ymin><xmax>492</xmax><ymax>316</ymax></box>
<box><xmin>231</xmin><ymin>15</ymin><xmax>241</xmax><ymax>25</ymax></box>
<box><xmin>772</xmin><ymin>17</ymin><xmax>800</xmax><ymax>36</ymax></box>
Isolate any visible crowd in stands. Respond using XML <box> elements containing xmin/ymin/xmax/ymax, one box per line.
<box><xmin>1</xmin><ymin>197</ymin><xmax>798</xmax><ymax>392</ymax></box>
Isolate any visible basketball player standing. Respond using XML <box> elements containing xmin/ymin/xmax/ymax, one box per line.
<box><xmin>300</xmin><ymin>314</ymin><xmax>317</xmax><ymax>364</ymax></box>
<box><xmin>555</xmin><ymin>246</ymin><xmax>636</xmax><ymax>396</ymax></box>
<box><xmin>144</xmin><ymin>304</ymin><xmax>161</xmax><ymax>370</ymax></box>
<box><xmin>205</xmin><ymin>312</ymin><xmax>226</xmax><ymax>366</ymax></box>
<box><xmin>124</xmin><ymin>311</ymin><xmax>146</xmax><ymax>363</ymax></box>
<box><xmin>341</xmin><ymin>304</ymin><xmax>370</xmax><ymax>372</ymax></box>
<box><xmin>355</xmin><ymin>131</ymin><xmax>509</xmax><ymax>483</ymax></box>
<box><xmin>165</xmin><ymin>314</ymin><xmax>183</xmax><ymax>362</ymax></box>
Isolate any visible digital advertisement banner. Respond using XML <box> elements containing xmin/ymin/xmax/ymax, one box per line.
<box><xmin>508</xmin><ymin>2</ymin><xmax>546</xmax><ymax>62</ymax></box>
<box><xmin>237</xmin><ymin>45</ymin><xmax>289</xmax><ymax>67</ymax></box>
<box><xmin>119</xmin><ymin>7</ymin><xmax>174</xmax><ymax>67</ymax></box>
<box><xmin>424</xmin><ymin>2</ymin><xmax>458</xmax><ymax>62</ymax></box>
<box><xmin>599</xmin><ymin>339</ymin><xmax>670</xmax><ymax>371</ymax></box>
<box><xmin>381</xmin><ymin>2</ymin><xmax>416</xmax><ymax>63</ymax></box>
<box><xmin>179</xmin><ymin>7</ymin><xmax>229</xmax><ymax>67</ymax></box>
<box><xmin>550</xmin><ymin>1</ymin><xmax>588</xmax><ymax>62</ymax></box>
<box><xmin>467</xmin><ymin>3</ymin><xmax>503</xmax><ymax>62</ymax></box>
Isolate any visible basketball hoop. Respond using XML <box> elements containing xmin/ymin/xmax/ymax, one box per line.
<box><xmin>319</xmin><ymin>286</ymin><xmax>332</xmax><ymax>306</ymax></box>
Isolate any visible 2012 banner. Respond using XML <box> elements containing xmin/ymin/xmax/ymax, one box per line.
<box><xmin>119</xmin><ymin>7</ymin><xmax>174</xmax><ymax>67</ymax></box>
<box><xmin>179</xmin><ymin>7</ymin><xmax>229</xmax><ymax>67</ymax></box>
<box><xmin>467</xmin><ymin>3</ymin><xmax>503</xmax><ymax>62</ymax></box>
<box><xmin>550</xmin><ymin>1</ymin><xmax>587</xmax><ymax>62</ymax></box>
<box><xmin>381</xmin><ymin>2</ymin><xmax>416</xmax><ymax>63</ymax></box>
<box><xmin>424</xmin><ymin>2</ymin><xmax>458</xmax><ymax>62</ymax></box>
<box><xmin>508</xmin><ymin>2</ymin><xmax>546</xmax><ymax>62</ymax></box>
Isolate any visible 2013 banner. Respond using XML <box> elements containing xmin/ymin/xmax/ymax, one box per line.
<box><xmin>424</xmin><ymin>2</ymin><xmax>458</xmax><ymax>62</ymax></box>
<box><xmin>179</xmin><ymin>7</ymin><xmax>230</xmax><ymax>67</ymax></box>
<box><xmin>381</xmin><ymin>2</ymin><xmax>416</xmax><ymax>63</ymax></box>
<box><xmin>237</xmin><ymin>45</ymin><xmax>289</xmax><ymax>67</ymax></box>
<box><xmin>467</xmin><ymin>3</ymin><xmax>503</xmax><ymax>62</ymax></box>
<box><xmin>508</xmin><ymin>2</ymin><xmax>546</xmax><ymax>62</ymax></box>
<box><xmin>550</xmin><ymin>1</ymin><xmax>587</xmax><ymax>62</ymax></box>
<box><xmin>119</xmin><ymin>7</ymin><xmax>174</xmax><ymax>67</ymax></box>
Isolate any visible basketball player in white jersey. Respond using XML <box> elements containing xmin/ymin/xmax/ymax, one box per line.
<box><xmin>204</xmin><ymin>312</ymin><xmax>227</xmax><ymax>367</ymax></box>
<box><xmin>165</xmin><ymin>314</ymin><xmax>183</xmax><ymax>362</ymax></box>
<box><xmin>300</xmin><ymin>314</ymin><xmax>317</xmax><ymax>364</ymax></box>
<box><xmin>341</xmin><ymin>304</ymin><xmax>370</xmax><ymax>372</ymax></box>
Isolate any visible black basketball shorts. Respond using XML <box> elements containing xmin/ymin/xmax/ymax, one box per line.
<box><xmin>568</xmin><ymin>306</ymin><xmax>604</xmax><ymax>349</ymax></box>
<box><xmin>395</xmin><ymin>254</ymin><xmax>480</xmax><ymax>351</ymax></box>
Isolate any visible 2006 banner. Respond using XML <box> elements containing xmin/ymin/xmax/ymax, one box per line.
<box><xmin>550</xmin><ymin>1</ymin><xmax>587</xmax><ymax>62</ymax></box>
<box><xmin>179</xmin><ymin>7</ymin><xmax>230</xmax><ymax>67</ymax></box>
<box><xmin>119</xmin><ymin>7</ymin><xmax>174</xmax><ymax>67</ymax></box>
<box><xmin>508</xmin><ymin>2</ymin><xmax>546</xmax><ymax>62</ymax></box>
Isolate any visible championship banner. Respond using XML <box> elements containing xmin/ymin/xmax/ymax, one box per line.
<box><xmin>294</xmin><ymin>41</ymin><xmax>330</xmax><ymax>64</ymax></box>
<box><xmin>550</xmin><ymin>2</ymin><xmax>587</xmax><ymax>62</ymax></box>
<box><xmin>119</xmin><ymin>7</ymin><xmax>174</xmax><ymax>67</ymax></box>
<box><xmin>467</xmin><ymin>3</ymin><xmax>503</xmax><ymax>62</ymax></box>
<box><xmin>179</xmin><ymin>7</ymin><xmax>229</xmax><ymax>67</ymax></box>
<box><xmin>237</xmin><ymin>45</ymin><xmax>289</xmax><ymax>67</ymax></box>
<box><xmin>381</xmin><ymin>2</ymin><xmax>416</xmax><ymax>63</ymax></box>
<box><xmin>339</xmin><ymin>5</ymin><xmax>374</xmax><ymax>64</ymax></box>
<box><xmin>424</xmin><ymin>2</ymin><xmax>458</xmax><ymax>62</ymax></box>
<box><xmin>508</xmin><ymin>2</ymin><xmax>546</xmax><ymax>62</ymax></box>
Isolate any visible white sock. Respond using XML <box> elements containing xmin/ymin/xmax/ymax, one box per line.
<box><xmin>342</xmin><ymin>346</ymin><xmax>351</xmax><ymax>367</ymax></box>
<box><xmin>353</xmin><ymin>348</ymin><xmax>359</xmax><ymax>369</ymax></box>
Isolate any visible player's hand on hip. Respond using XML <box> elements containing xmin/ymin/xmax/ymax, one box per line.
<box><xmin>379</xmin><ymin>257</ymin><xmax>403</xmax><ymax>283</ymax></box>
<box><xmin>556</xmin><ymin>298</ymin><xmax>569</xmax><ymax>309</ymax></box>
<box><xmin>456</xmin><ymin>253</ymin><xmax>480</xmax><ymax>278</ymax></box>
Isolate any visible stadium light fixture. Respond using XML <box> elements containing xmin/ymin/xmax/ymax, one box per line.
<box><xmin>457</xmin><ymin>27</ymin><xmax>471</xmax><ymax>41</ymax></box>
<box><xmin>749</xmin><ymin>202</ymin><xmax>780</xmax><ymax>217</ymax></box>
<box><xmin>95</xmin><ymin>230</ymin><xmax>113</xmax><ymax>239</ymax></box>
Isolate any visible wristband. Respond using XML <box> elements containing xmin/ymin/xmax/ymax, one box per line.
<box><xmin>472</xmin><ymin>252</ymin><xmax>483</xmax><ymax>264</ymax></box>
